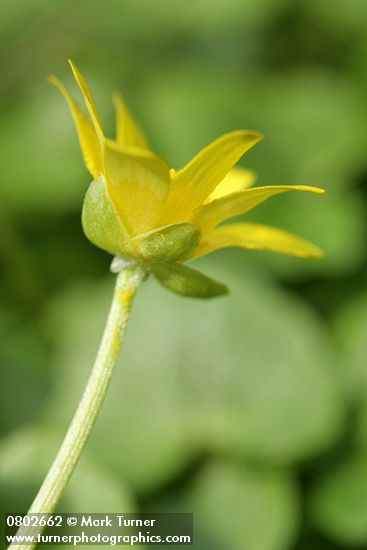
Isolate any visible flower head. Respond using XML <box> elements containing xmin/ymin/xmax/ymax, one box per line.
<box><xmin>49</xmin><ymin>61</ymin><xmax>324</xmax><ymax>298</ymax></box>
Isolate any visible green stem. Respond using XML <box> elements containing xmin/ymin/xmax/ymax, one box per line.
<box><xmin>11</xmin><ymin>264</ymin><xmax>146</xmax><ymax>550</ymax></box>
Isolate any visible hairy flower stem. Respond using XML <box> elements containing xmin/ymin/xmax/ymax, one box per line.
<box><xmin>11</xmin><ymin>264</ymin><xmax>146</xmax><ymax>550</ymax></box>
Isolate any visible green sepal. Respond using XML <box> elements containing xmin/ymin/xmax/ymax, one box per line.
<box><xmin>82</xmin><ymin>175</ymin><xmax>134</xmax><ymax>257</ymax></box>
<box><xmin>134</xmin><ymin>223</ymin><xmax>200</xmax><ymax>263</ymax></box>
<box><xmin>152</xmin><ymin>263</ymin><xmax>229</xmax><ymax>298</ymax></box>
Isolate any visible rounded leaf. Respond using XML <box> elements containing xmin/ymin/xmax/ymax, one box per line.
<box><xmin>310</xmin><ymin>452</ymin><xmax>367</xmax><ymax>547</ymax></box>
<box><xmin>153</xmin><ymin>263</ymin><xmax>229</xmax><ymax>298</ymax></box>
<box><xmin>135</xmin><ymin>223</ymin><xmax>200</xmax><ymax>263</ymax></box>
<box><xmin>81</xmin><ymin>175</ymin><xmax>134</xmax><ymax>258</ymax></box>
<box><xmin>187</xmin><ymin>461</ymin><xmax>299</xmax><ymax>550</ymax></box>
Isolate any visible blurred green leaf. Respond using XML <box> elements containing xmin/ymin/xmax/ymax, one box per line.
<box><xmin>0</xmin><ymin>86</ymin><xmax>86</xmax><ymax>213</ymax></box>
<box><xmin>0</xmin><ymin>312</ymin><xmax>49</xmax><ymax>436</ymax></box>
<box><xmin>64</xmin><ymin>456</ymin><xmax>135</xmax><ymax>513</ymax></box>
<box><xmin>45</xmin><ymin>280</ymin><xmax>196</xmax><ymax>493</ymax></box>
<box><xmin>334</xmin><ymin>292</ymin><xmax>367</xmax><ymax>398</ymax></box>
<box><xmin>307</xmin><ymin>0</ymin><xmax>367</xmax><ymax>35</ymax></box>
<box><xmin>0</xmin><ymin>425</ymin><xmax>135</xmax><ymax>513</ymax></box>
<box><xmin>0</xmin><ymin>426</ymin><xmax>53</xmax><ymax>485</ymax></box>
<box><xmin>44</xmin><ymin>258</ymin><xmax>343</xmax><ymax>496</ymax></box>
<box><xmin>186</xmin><ymin>461</ymin><xmax>299</xmax><ymax>550</ymax></box>
<box><xmin>248</xmin><ymin>71</ymin><xmax>367</xmax><ymax>188</ymax></box>
<box><xmin>245</xmin><ymin>189</ymin><xmax>366</xmax><ymax>279</ymax></box>
<box><xmin>0</xmin><ymin>0</ymin><xmax>59</xmax><ymax>44</ymax></box>
<box><xmin>310</xmin><ymin>452</ymin><xmax>367</xmax><ymax>547</ymax></box>
<box><xmin>184</xmin><ymin>258</ymin><xmax>344</xmax><ymax>462</ymax></box>
<box><xmin>334</xmin><ymin>291</ymin><xmax>367</xmax><ymax>449</ymax></box>
<box><xmin>309</xmin><ymin>291</ymin><xmax>367</xmax><ymax>546</ymax></box>
<box><xmin>78</xmin><ymin>0</ymin><xmax>290</xmax><ymax>40</ymax></box>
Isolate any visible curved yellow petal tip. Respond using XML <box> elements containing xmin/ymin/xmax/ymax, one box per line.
<box><xmin>47</xmin><ymin>74</ymin><xmax>70</xmax><ymax>99</ymax></box>
<box><xmin>292</xmin><ymin>185</ymin><xmax>326</xmax><ymax>194</ymax></box>
<box><xmin>68</xmin><ymin>59</ymin><xmax>83</xmax><ymax>84</ymax></box>
<box><xmin>303</xmin><ymin>244</ymin><xmax>325</xmax><ymax>259</ymax></box>
<box><xmin>66</xmin><ymin>59</ymin><xmax>103</xmax><ymax>137</ymax></box>
<box><xmin>314</xmin><ymin>249</ymin><xmax>326</xmax><ymax>259</ymax></box>
<box><xmin>47</xmin><ymin>74</ymin><xmax>70</xmax><ymax>100</ymax></box>
<box><xmin>68</xmin><ymin>58</ymin><xmax>76</xmax><ymax>70</ymax></box>
<box><xmin>237</xmin><ymin>129</ymin><xmax>264</xmax><ymax>142</ymax></box>
<box><xmin>67</xmin><ymin>59</ymin><xmax>79</xmax><ymax>81</ymax></box>
<box><xmin>47</xmin><ymin>74</ymin><xmax>60</xmax><ymax>86</ymax></box>
<box><xmin>310</xmin><ymin>186</ymin><xmax>326</xmax><ymax>195</ymax></box>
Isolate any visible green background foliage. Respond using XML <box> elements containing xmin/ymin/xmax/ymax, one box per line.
<box><xmin>1</xmin><ymin>1</ymin><xmax>367</xmax><ymax>548</ymax></box>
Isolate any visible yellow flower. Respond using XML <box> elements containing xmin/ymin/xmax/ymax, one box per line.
<box><xmin>49</xmin><ymin>61</ymin><xmax>324</xmax><ymax>298</ymax></box>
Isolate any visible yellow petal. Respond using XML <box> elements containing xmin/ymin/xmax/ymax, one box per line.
<box><xmin>160</xmin><ymin>130</ymin><xmax>263</xmax><ymax>224</ymax></box>
<box><xmin>194</xmin><ymin>222</ymin><xmax>324</xmax><ymax>259</ymax></box>
<box><xmin>104</xmin><ymin>139</ymin><xmax>170</xmax><ymax>236</ymax></box>
<box><xmin>193</xmin><ymin>185</ymin><xmax>325</xmax><ymax>234</ymax></box>
<box><xmin>113</xmin><ymin>93</ymin><xmax>149</xmax><ymax>149</ymax></box>
<box><xmin>205</xmin><ymin>167</ymin><xmax>256</xmax><ymax>203</ymax></box>
<box><xmin>68</xmin><ymin>59</ymin><xmax>103</xmax><ymax>138</ymax></box>
<box><xmin>48</xmin><ymin>75</ymin><xmax>103</xmax><ymax>179</ymax></box>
